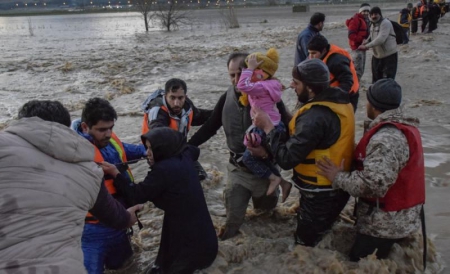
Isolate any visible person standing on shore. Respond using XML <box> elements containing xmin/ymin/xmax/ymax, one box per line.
<box><xmin>358</xmin><ymin>7</ymin><xmax>398</xmax><ymax>83</ymax></box>
<box><xmin>317</xmin><ymin>79</ymin><xmax>425</xmax><ymax>262</ymax></box>
<box><xmin>411</xmin><ymin>2</ymin><xmax>421</xmax><ymax>35</ymax></box>
<box><xmin>399</xmin><ymin>3</ymin><xmax>413</xmax><ymax>44</ymax></box>
<box><xmin>346</xmin><ymin>3</ymin><xmax>371</xmax><ymax>82</ymax></box>
<box><xmin>294</xmin><ymin>12</ymin><xmax>325</xmax><ymax>66</ymax></box>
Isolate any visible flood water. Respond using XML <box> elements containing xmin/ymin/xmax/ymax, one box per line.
<box><xmin>1</xmin><ymin>5</ymin><xmax>449</xmax><ymax>273</ymax></box>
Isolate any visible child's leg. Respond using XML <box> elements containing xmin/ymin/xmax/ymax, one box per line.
<box><xmin>242</xmin><ymin>148</ymin><xmax>273</xmax><ymax>179</ymax></box>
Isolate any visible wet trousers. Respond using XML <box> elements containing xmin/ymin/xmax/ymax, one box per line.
<box><xmin>371</xmin><ymin>52</ymin><xmax>398</xmax><ymax>84</ymax></box>
<box><xmin>421</xmin><ymin>16</ymin><xmax>429</xmax><ymax>32</ymax></box>
<box><xmin>242</xmin><ymin>123</ymin><xmax>285</xmax><ymax>178</ymax></box>
<box><xmin>82</xmin><ymin>224</ymin><xmax>132</xmax><ymax>274</ymax></box>
<box><xmin>350</xmin><ymin>49</ymin><xmax>366</xmax><ymax>82</ymax></box>
<box><xmin>402</xmin><ymin>27</ymin><xmax>410</xmax><ymax>44</ymax></box>
<box><xmin>222</xmin><ymin>163</ymin><xmax>279</xmax><ymax>239</ymax></box>
<box><xmin>295</xmin><ymin>188</ymin><xmax>349</xmax><ymax>247</ymax></box>
<box><xmin>411</xmin><ymin>20</ymin><xmax>418</xmax><ymax>34</ymax></box>
<box><xmin>349</xmin><ymin>233</ymin><xmax>399</xmax><ymax>261</ymax></box>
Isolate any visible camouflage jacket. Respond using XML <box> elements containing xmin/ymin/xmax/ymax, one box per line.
<box><xmin>333</xmin><ymin>107</ymin><xmax>422</xmax><ymax>239</ymax></box>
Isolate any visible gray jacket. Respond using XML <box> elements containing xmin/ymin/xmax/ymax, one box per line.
<box><xmin>333</xmin><ymin>108</ymin><xmax>422</xmax><ymax>239</ymax></box>
<box><xmin>365</xmin><ymin>18</ymin><xmax>398</xmax><ymax>59</ymax></box>
<box><xmin>0</xmin><ymin>117</ymin><xmax>104</xmax><ymax>273</ymax></box>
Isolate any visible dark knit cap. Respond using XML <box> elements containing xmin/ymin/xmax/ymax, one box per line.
<box><xmin>296</xmin><ymin>59</ymin><xmax>330</xmax><ymax>85</ymax></box>
<box><xmin>367</xmin><ymin>78</ymin><xmax>402</xmax><ymax>111</ymax></box>
<box><xmin>369</xmin><ymin>6</ymin><xmax>382</xmax><ymax>16</ymax></box>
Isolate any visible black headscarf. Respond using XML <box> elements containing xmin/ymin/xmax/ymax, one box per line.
<box><xmin>141</xmin><ymin>128</ymin><xmax>187</xmax><ymax>163</ymax></box>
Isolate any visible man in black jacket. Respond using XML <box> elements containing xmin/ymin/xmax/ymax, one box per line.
<box><xmin>250</xmin><ymin>59</ymin><xmax>355</xmax><ymax>247</ymax></box>
<box><xmin>307</xmin><ymin>35</ymin><xmax>359</xmax><ymax>111</ymax></box>
<box><xmin>188</xmin><ymin>52</ymin><xmax>291</xmax><ymax>240</ymax></box>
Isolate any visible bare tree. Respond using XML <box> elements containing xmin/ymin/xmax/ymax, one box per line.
<box><xmin>27</xmin><ymin>17</ymin><xmax>34</xmax><ymax>36</ymax></box>
<box><xmin>219</xmin><ymin>6</ymin><xmax>239</xmax><ymax>29</ymax></box>
<box><xmin>153</xmin><ymin>1</ymin><xmax>189</xmax><ymax>32</ymax></box>
<box><xmin>135</xmin><ymin>0</ymin><xmax>153</xmax><ymax>31</ymax></box>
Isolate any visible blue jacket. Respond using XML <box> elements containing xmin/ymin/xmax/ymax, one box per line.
<box><xmin>295</xmin><ymin>24</ymin><xmax>321</xmax><ymax>65</ymax></box>
<box><xmin>71</xmin><ymin>119</ymin><xmax>146</xmax><ymax>184</ymax></box>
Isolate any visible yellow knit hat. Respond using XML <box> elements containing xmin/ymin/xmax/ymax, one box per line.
<box><xmin>245</xmin><ymin>48</ymin><xmax>279</xmax><ymax>77</ymax></box>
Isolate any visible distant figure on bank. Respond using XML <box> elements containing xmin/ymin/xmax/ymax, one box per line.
<box><xmin>398</xmin><ymin>3</ymin><xmax>413</xmax><ymax>44</ymax></box>
<box><xmin>346</xmin><ymin>3</ymin><xmax>371</xmax><ymax>82</ymax></box>
<box><xmin>428</xmin><ymin>0</ymin><xmax>441</xmax><ymax>33</ymax></box>
<box><xmin>318</xmin><ymin>78</ymin><xmax>425</xmax><ymax>261</ymax></box>
<box><xmin>307</xmin><ymin>35</ymin><xmax>359</xmax><ymax>111</ymax></box>
<box><xmin>358</xmin><ymin>7</ymin><xmax>398</xmax><ymax>83</ymax></box>
<box><xmin>72</xmin><ymin>98</ymin><xmax>147</xmax><ymax>274</ymax></box>
<box><xmin>411</xmin><ymin>2</ymin><xmax>421</xmax><ymax>34</ymax></box>
<box><xmin>141</xmin><ymin>78</ymin><xmax>212</xmax><ymax>180</ymax></box>
<box><xmin>0</xmin><ymin>100</ymin><xmax>141</xmax><ymax>274</ymax></box>
<box><xmin>250</xmin><ymin>59</ymin><xmax>355</xmax><ymax>247</ymax></box>
<box><xmin>294</xmin><ymin>12</ymin><xmax>325</xmax><ymax>65</ymax></box>
<box><xmin>110</xmin><ymin>128</ymin><xmax>218</xmax><ymax>274</ymax></box>
<box><xmin>420</xmin><ymin>1</ymin><xmax>430</xmax><ymax>33</ymax></box>
<box><xmin>237</xmin><ymin>48</ymin><xmax>292</xmax><ymax>202</ymax></box>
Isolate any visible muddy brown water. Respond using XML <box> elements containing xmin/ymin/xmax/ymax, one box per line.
<box><xmin>1</xmin><ymin>4</ymin><xmax>449</xmax><ymax>273</ymax></box>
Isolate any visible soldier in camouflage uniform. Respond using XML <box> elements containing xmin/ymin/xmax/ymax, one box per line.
<box><xmin>318</xmin><ymin>78</ymin><xmax>425</xmax><ymax>261</ymax></box>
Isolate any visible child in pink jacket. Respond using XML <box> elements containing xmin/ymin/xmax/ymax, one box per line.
<box><xmin>237</xmin><ymin>48</ymin><xmax>291</xmax><ymax>202</ymax></box>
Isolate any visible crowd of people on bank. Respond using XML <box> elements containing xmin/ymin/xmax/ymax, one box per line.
<box><xmin>0</xmin><ymin>3</ymin><xmax>431</xmax><ymax>274</ymax></box>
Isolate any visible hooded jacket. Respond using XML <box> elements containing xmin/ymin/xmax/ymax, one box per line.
<box><xmin>365</xmin><ymin>18</ymin><xmax>398</xmax><ymax>59</ymax></box>
<box><xmin>333</xmin><ymin>108</ymin><xmax>423</xmax><ymax>238</ymax></box>
<box><xmin>0</xmin><ymin>117</ymin><xmax>104</xmax><ymax>273</ymax></box>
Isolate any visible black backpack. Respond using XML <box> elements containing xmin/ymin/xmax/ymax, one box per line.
<box><xmin>389</xmin><ymin>20</ymin><xmax>404</xmax><ymax>45</ymax></box>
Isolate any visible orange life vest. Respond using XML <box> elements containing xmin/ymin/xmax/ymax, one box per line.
<box><xmin>142</xmin><ymin>105</ymin><xmax>194</xmax><ymax>135</ymax></box>
<box><xmin>85</xmin><ymin>132</ymin><xmax>134</xmax><ymax>224</ymax></box>
<box><xmin>322</xmin><ymin>44</ymin><xmax>359</xmax><ymax>94</ymax></box>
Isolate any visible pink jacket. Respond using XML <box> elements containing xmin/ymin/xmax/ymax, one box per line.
<box><xmin>237</xmin><ymin>69</ymin><xmax>282</xmax><ymax>125</ymax></box>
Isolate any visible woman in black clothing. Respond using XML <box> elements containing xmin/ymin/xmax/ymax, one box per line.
<box><xmin>104</xmin><ymin>128</ymin><xmax>218</xmax><ymax>274</ymax></box>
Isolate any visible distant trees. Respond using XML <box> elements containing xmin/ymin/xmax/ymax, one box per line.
<box><xmin>135</xmin><ymin>0</ymin><xmax>152</xmax><ymax>31</ymax></box>
<box><xmin>219</xmin><ymin>6</ymin><xmax>239</xmax><ymax>29</ymax></box>
<box><xmin>135</xmin><ymin>0</ymin><xmax>189</xmax><ymax>32</ymax></box>
<box><xmin>153</xmin><ymin>1</ymin><xmax>189</xmax><ymax>32</ymax></box>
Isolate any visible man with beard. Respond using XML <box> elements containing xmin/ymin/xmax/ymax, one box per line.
<box><xmin>188</xmin><ymin>52</ymin><xmax>291</xmax><ymax>240</ymax></box>
<box><xmin>250</xmin><ymin>59</ymin><xmax>355</xmax><ymax>247</ymax></box>
<box><xmin>317</xmin><ymin>79</ymin><xmax>425</xmax><ymax>262</ymax></box>
<box><xmin>358</xmin><ymin>7</ymin><xmax>398</xmax><ymax>83</ymax></box>
<box><xmin>141</xmin><ymin>78</ymin><xmax>212</xmax><ymax>180</ymax></box>
<box><xmin>71</xmin><ymin>98</ymin><xmax>147</xmax><ymax>274</ymax></box>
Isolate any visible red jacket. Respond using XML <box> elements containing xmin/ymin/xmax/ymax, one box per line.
<box><xmin>354</xmin><ymin>122</ymin><xmax>425</xmax><ymax>211</ymax></box>
<box><xmin>346</xmin><ymin>13</ymin><xmax>369</xmax><ymax>50</ymax></box>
